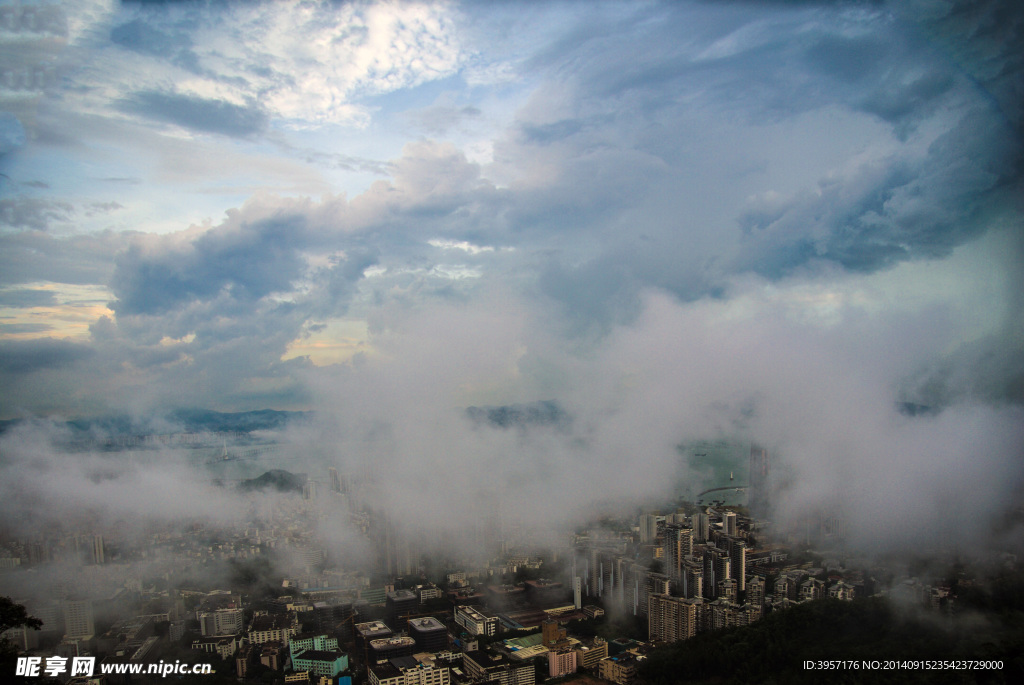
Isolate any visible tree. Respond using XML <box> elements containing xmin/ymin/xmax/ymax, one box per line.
<box><xmin>0</xmin><ymin>598</ymin><xmax>47</xmax><ymax>685</ymax></box>
<box><xmin>0</xmin><ymin>596</ymin><xmax>42</xmax><ymax>635</ymax></box>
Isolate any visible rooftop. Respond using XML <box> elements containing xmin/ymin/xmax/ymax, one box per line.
<box><xmin>409</xmin><ymin>617</ymin><xmax>445</xmax><ymax>631</ymax></box>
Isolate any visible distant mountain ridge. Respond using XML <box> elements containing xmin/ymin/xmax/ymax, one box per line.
<box><xmin>0</xmin><ymin>408</ymin><xmax>313</xmax><ymax>437</ymax></box>
<box><xmin>465</xmin><ymin>400</ymin><xmax>569</xmax><ymax>429</ymax></box>
<box><xmin>235</xmin><ymin>469</ymin><xmax>306</xmax><ymax>493</ymax></box>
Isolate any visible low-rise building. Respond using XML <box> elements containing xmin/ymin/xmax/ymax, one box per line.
<box><xmin>598</xmin><ymin>653</ymin><xmax>639</xmax><ymax>685</ymax></box>
<box><xmin>291</xmin><ymin>648</ymin><xmax>348</xmax><ymax>679</ymax></box>
<box><xmin>260</xmin><ymin>641</ymin><xmax>287</xmax><ymax>670</ymax></box>
<box><xmin>236</xmin><ymin>643</ymin><xmax>256</xmax><ymax>679</ymax></box>
<box><xmin>249</xmin><ymin>613</ymin><xmax>298</xmax><ymax>646</ymax></box>
<box><xmin>199</xmin><ymin>607</ymin><xmax>244</xmax><ymax>636</ymax></box>
<box><xmin>462</xmin><ymin>651</ymin><xmax>534</xmax><ymax>685</ymax></box>
<box><xmin>454</xmin><ymin>605</ymin><xmax>499</xmax><ymax>637</ymax></box>
<box><xmin>289</xmin><ymin>633</ymin><xmax>339</xmax><ymax>661</ymax></box>
<box><xmin>369</xmin><ymin>636</ymin><xmax>417</xmax><ymax>665</ymax></box>
<box><xmin>192</xmin><ymin>635</ymin><xmax>238</xmax><ymax>660</ymax></box>
<box><xmin>829</xmin><ymin>581</ymin><xmax>855</xmax><ymax>601</ymax></box>
<box><xmin>574</xmin><ymin>637</ymin><xmax>608</xmax><ymax>670</ymax></box>
<box><xmin>369</xmin><ymin>656</ymin><xmax>451</xmax><ymax>685</ymax></box>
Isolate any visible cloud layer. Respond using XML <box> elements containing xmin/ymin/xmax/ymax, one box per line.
<box><xmin>0</xmin><ymin>1</ymin><xmax>1022</xmax><ymax>553</ymax></box>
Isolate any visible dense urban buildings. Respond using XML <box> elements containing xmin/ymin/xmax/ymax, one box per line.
<box><xmin>0</xmin><ymin>434</ymin><xmax>1016</xmax><ymax>685</ymax></box>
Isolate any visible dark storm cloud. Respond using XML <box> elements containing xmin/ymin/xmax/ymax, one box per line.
<box><xmin>470</xmin><ymin>0</ymin><xmax>1023</xmax><ymax>332</ymax></box>
<box><xmin>0</xmin><ymin>339</ymin><xmax>94</xmax><ymax>374</ymax></box>
<box><xmin>0</xmin><ymin>289</ymin><xmax>58</xmax><ymax>308</ymax></box>
<box><xmin>111</xmin><ymin>213</ymin><xmax>309</xmax><ymax>316</ymax></box>
<box><xmin>735</xmin><ymin>107</ymin><xmax>1017</xmax><ymax>277</ymax></box>
<box><xmin>119</xmin><ymin>91</ymin><xmax>268</xmax><ymax>138</ymax></box>
<box><xmin>91</xmin><ymin>195</ymin><xmax>381</xmax><ymax>412</ymax></box>
<box><xmin>903</xmin><ymin>0</ymin><xmax>1024</xmax><ymax>131</ymax></box>
<box><xmin>860</xmin><ymin>69</ymin><xmax>955</xmax><ymax>126</ymax></box>
<box><xmin>312</xmin><ymin>248</ymin><xmax>380</xmax><ymax>317</ymax></box>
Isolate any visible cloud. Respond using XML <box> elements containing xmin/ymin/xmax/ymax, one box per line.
<box><xmin>78</xmin><ymin>0</ymin><xmax>465</xmax><ymax>131</ymax></box>
<box><xmin>0</xmin><ymin>323</ymin><xmax>55</xmax><ymax>334</ymax></box>
<box><xmin>0</xmin><ymin>289</ymin><xmax>59</xmax><ymax>308</ymax></box>
<box><xmin>109</xmin><ymin>17</ymin><xmax>184</xmax><ymax>59</ymax></box>
<box><xmin>0</xmin><ymin>338</ymin><xmax>95</xmax><ymax>374</ymax></box>
<box><xmin>733</xmin><ymin>105</ymin><xmax>1017</xmax><ymax>277</ymax></box>
<box><xmin>0</xmin><ymin>0</ymin><xmax>1021</xmax><ymax>561</ymax></box>
<box><xmin>286</xmin><ymin>278</ymin><xmax>1024</xmax><ymax>551</ymax></box>
<box><xmin>119</xmin><ymin>90</ymin><xmax>268</xmax><ymax>137</ymax></box>
<box><xmin>406</xmin><ymin>102</ymin><xmax>482</xmax><ymax>136</ymax></box>
<box><xmin>111</xmin><ymin>214</ymin><xmax>308</xmax><ymax>316</ymax></box>
<box><xmin>0</xmin><ymin>418</ymin><xmax>266</xmax><ymax>536</ymax></box>
<box><xmin>0</xmin><ymin>198</ymin><xmax>75</xmax><ymax>231</ymax></box>
<box><xmin>0</xmin><ymin>230</ymin><xmax>126</xmax><ymax>287</ymax></box>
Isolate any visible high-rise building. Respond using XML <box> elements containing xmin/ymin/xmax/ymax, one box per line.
<box><xmin>328</xmin><ymin>467</ymin><xmax>342</xmax><ymax>493</ymax></box>
<box><xmin>747</xmin><ymin>576</ymin><xmax>765</xmax><ymax>608</ymax></box>
<box><xmin>749</xmin><ymin>445</ymin><xmax>770</xmax><ymax>518</ymax></box>
<box><xmin>91</xmin><ymin>535</ymin><xmax>104</xmax><ymax>565</ymax></box>
<box><xmin>548</xmin><ymin>647</ymin><xmax>577</xmax><ymax>678</ymax></box>
<box><xmin>702</xmin><ymin>549</ymin><xmax>730</xmax><ymax>599</ymax></box>
<box><xmin>682</xmin><ymin>561</ymin><xmax>703</xmax><ymax>600</ymax></box>
<box><xmin>692</xmin><ymin>512</ymin><xmax>710</xmax><ymax>542</ymax></box>
<box><xmin>706</xmin><ymin>599</ymin><xmax>753</xmax><ymax>631</ymax></box>
<box><xmin>722</xmin><ymin>512</ymin><xmax>737</xmax><ymax>537</ymax></box>
<box><xmin>663</xmin><ymin>525</ymin><xmax>693</xmax><ymax>580</ymax></box>
<box><xmin>645</xmin><ymin>573</ymin><xmax>671</xmax><ymax>602</ymax></box>
<box><xmin>720</xmin><ymin>537</ymin><xmax>746</xmax><ymax>592</ymax></box>
<box><xmin>648</xmin><ymin>594</ymin><xmax>700</xmax><ymax>643</ymax></box>
<box><xmin>62</xmin><ymin>599</ymin><xmax>94</xmax><ymax>640</ymax></box>
<box><xmin>638</xmin><ymin>514</ymin><xmax>661</xmax><ymax>543</ymax></box>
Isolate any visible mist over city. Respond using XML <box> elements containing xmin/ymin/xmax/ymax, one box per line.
<box><xmin>1</xmin><ymin>1</ymin><xmax>1022</xmax><ymax>683</ymax></box>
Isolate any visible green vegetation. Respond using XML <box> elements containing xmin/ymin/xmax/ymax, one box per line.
<box><xmin>0</xmin><ymin>598</ymin><xmax>50</xmax><ymax>685</ymax></box>
<box><xmin>0</xmin><ymin>596</ymin><xmax>42</xmax><ymax>635</ymax></box>
<box><xmin>640</xmin><ymin>597</ymin><xmax>1023</xmax><ymax>684</ymax></box>
<box><xmin>237</xmin><ymin>469</ymin><xmax>306</xmax><ymax>493</ymax></box>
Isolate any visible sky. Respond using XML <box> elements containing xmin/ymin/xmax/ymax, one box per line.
<box><xmin>1</xmin><ymin>0</ymin><xmax>1023</xmax><ymax>552</ymax></box>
